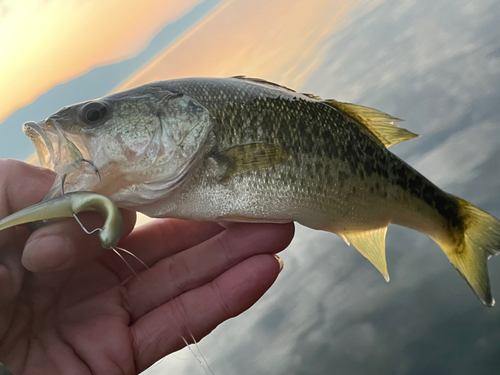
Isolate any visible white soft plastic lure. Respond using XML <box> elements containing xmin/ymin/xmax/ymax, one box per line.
<box><xmin>0</xmin><ymin>192</ymin><xmax>122</xmax><ymax>249</ymax></box>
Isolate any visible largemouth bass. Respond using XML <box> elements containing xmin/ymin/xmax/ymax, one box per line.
<box><xmin>21</xmin><ymin>76</ymin><xmax>500</xmax><ymax>305</ymax></box>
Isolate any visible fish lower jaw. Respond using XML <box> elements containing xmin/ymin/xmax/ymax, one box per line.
<box><xmin>23</xmin><ymin>122</ymin><xmax>56</xmax><ymax>170</ymax></box>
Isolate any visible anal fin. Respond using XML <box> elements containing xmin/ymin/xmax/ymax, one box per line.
<box><xmin>343</xmin><ymin>227</ymin><xmax>390</xmax><ymax>282</ymax></box>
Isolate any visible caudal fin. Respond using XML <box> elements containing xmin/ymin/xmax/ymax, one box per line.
<box><xmin>435</xmin><ymin>198</ymin><xmax>500</xmax><ymax>306</ymax></box>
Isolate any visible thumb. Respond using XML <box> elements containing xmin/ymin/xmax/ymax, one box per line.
<box><xmin>0</xmin><ymin>160</ymin><xmax>55</xmax><ymax>246</ymax></box>
<box><xmin>21</xmin><ymin>209</ymin><xmax>136</xmax><ymax>272</ymax></box>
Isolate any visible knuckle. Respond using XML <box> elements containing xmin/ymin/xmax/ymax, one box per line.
<box><xmin>216</xmin><ymin>232</ymin><xmax>234</xmax><ymax>264</ymax></box>
<box><xmin>210</xmin><ymin>280</ymin><xmax>233</xmax><ymax>320</ymax></box>
<box><xmin>164</xmin><ymin>254</ymin><xmax>189</xmax><ymax>295</ymax></box>
<box><xmin>120</xmin><ymin>285</ymin><xmax>135</xmax><ymax>318</ymax></box>
<box><xmin>156</xmin><ymin>219</ymin><xmax>183</xmax><ymax>253</ymax></box>
<box><xmin>170</xmin><ymin>297</ymin><xmax>195</xmax><ymax>338</ymax></box>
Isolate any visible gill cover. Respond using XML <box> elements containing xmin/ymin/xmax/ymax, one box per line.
<box><xmin>120</xmin><ymin>92</ymin><xmax>214</xmax><ymax>205</ymax></box>
<box><xmin>39</xmin><ymin>92</ymin><xmax>214</xmax><ymax>209</ymax></box>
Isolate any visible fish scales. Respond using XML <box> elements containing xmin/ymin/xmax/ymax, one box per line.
<box><xmin>18</xmin><ymin>76</ymin><xmax>500</xmax><ymax>305</ymax></box>
<box><xmin>156</xmin><ymin>78</ymin><xmax>449</xmax><ymax>231</ymax></box>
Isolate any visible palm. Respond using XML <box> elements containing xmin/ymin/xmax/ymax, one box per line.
<box><xmin>0</xmin><ymin>161</ymin><xmax>294</xmax><ymax>374</ymax></box>
<box><xmin>13</xmin><ymin>258</ymin><xmax>134</xmax><ymax>374</ymax></box>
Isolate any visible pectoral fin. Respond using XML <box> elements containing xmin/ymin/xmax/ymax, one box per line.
<box><xmin>342</xmin><ymin>227</ymin><xmax>390</xmax><ymax>282</ymax></box>
<box><xmin>212</xmin><ymin>143</ymin><xmax>289</xmax><ymax>181</ymax></box>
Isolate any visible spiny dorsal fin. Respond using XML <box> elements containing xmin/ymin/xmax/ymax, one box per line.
<box><xmin>212</xmin><ymin>142</ymin><xmax>289</xmax><ymax>181</ymax></box>
<box><xmin>342</xmin><ymin>227</ymin><xmax>390</xmax><ymax>282</ymax></box>
<box><xmin>231</xmin><ymin>76</ymin><xmax>298</xmax><ymax>93</ymax></box>
<box><xmin>302</xmin><ymin>93</ymin><xmax>322</xmax><ymax>100</ymax></box>
<box><xmin>231</xmin><ymin>77</ymin><xmax>417</xmax><ymax>147</ymax></box>
<box><xmin>325</xmin><ymin>100</ymin><xmax>419</xmax><ymax>148</ymax></box>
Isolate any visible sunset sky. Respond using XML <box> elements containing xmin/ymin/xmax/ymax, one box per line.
<box><xmin>0</xmin><ymin>0</ymin><xmax>362</xmax><ymax>161</ymax></box>
<box><xmin>0</xmin><ymin>0</ymin><xmax>203</xmax><ymax>123</ymax></box>
<box><xmin>0</xmin><ymin>0</ymin><xmax>363</xmax><ymax>243</ymax></box>
<box><xmin>2</xmin><ymin>1</ymin><xmax>499</xmax><ymax>375</ymax></box>
<box><xmin>118</xmin><ymin>0</ymin><xmax>357</xmax><ymax>91</ymax></box>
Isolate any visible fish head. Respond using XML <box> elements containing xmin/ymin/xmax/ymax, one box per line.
<box><xmin>23</xmin><ymin>85</ymin><xmax>214</xmax><ymax>207</ymax></box>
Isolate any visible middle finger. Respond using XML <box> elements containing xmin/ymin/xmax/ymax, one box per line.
<box><xmin>123</xmin><ymin>222</ymin><xmax>294</xmax><ymax>321</ymax></box>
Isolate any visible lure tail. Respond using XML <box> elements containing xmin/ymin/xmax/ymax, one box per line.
<box><xmin>433</xmin><ymin>197</ymin><xmax>500</xmax><ymax>306</ymax></box>
<box><xmin>0</xmin><ymin>193</ymin><xmax>123</xmax><ymax>250</ymax></box>
<box><xmin>0</xmin><ymin>195</ymin><xmax>75</xmax><ymax>231</ymax></box>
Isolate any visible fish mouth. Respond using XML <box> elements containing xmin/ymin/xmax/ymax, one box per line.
<box><xmin>23</xmin><ymin>120</ymin><xmax>101</xmax><ymax>200</ymax></box>
<box><xmin>23</xmin><ymin>121</ymin><xmax>57</xmax><ymax>170</ymax></box>
<box><xmin>22</xmin><ymin>120</ymin><xmax>89</xmax><ymax>175</ymax></box>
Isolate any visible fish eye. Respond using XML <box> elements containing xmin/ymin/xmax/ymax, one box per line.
<box><xmin>80</xmin><ymin>102</ymin><xmax>108</xmax><ymax>125</ymax></box>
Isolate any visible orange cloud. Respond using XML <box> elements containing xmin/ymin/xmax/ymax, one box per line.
<box><xmin>0</xmin><ymin>0</ymin><xmax>203</xmax><ymax>123</ymax></box>
<box><xmin>118</xmin><ymin>0</ymin><xmax>359</xmax><ymax>92</ymax></box>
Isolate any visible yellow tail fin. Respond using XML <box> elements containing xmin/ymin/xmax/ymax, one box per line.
<box><xmin>434</xmin><ymin>198</ymin><xmax>500</xmax><ymax>306</ymax></box>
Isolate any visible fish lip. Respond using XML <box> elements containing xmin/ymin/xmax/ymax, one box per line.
<box><xmin>22</xmin><ymin>119</ymin><xmax>85</xmax><ymax>175</ymax></box>
<box><xmin>22</xmin><ymin>121</ymin><xmax>57</xmax><ymax>170</ymax></box>
<box><xmin>23</xmin><ymin>119</ymin><xmax>103</xmax><ymax>200</ymax></box>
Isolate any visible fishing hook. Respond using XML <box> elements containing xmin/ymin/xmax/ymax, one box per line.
<box><xmin>61</xmin><ymin>159</ymin><xmax>101</xmax><ymax>195</ymax></box>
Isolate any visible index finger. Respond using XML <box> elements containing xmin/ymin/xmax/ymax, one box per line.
<box><xmin>101</xmin><ymin>219</ymin><xmax>224</xmax><ymax>273</ymax></box>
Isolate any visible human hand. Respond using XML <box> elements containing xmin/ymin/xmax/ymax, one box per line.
<box><xmin>0</xmin><ymin>160</ymin><xmax>294</xmax><ymax>374</ymax></box>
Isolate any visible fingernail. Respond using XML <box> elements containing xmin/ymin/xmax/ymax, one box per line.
<box><xmin>22</xmin><ymin>236</ymin><xmax>72</xmax><ymax>271</ymax></box>
<box><xmin>273</xmin><ymin>254</ymin><xmax>284</xmax><ymax>273</ymax></box>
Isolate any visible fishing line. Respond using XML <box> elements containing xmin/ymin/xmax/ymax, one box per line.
<box><xmin>114</xmin><ymin>246</ymin><xmax>149</xmax><ymax>270</ymax></box>
<box><xmin>181</xmin><ymin>334</ymin><xmax>216</xmax><ymax>375</ymax></box>
<box><xmin>72</xmin><ymin>213</ymin><xmax>101</xmax><ymax>235</ymax></box>
<box><xmin>189</xmin><ymin>332</ymin><xmax>216</xmax><ymax>375</ymax></box>
<box><xmin>70</xmin><ymin>191</ymin><xmax>214</xmax><ymax>373</ymax></box>
<box><xmin>63</xmin><ymin>161</ymin><xmax>150</xmax><ymax>277</ymax></box>
<box><xmin>71</xmin><ymin>212</ymin><xmax>149</xmax><ymax>280</ymax></box>
<box><xmin>110</xmin><ymin>247</ymin><xmax>142</xmax><ymax>280</ymax></box>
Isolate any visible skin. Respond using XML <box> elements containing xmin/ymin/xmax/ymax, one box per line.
<box><xmin>0</xmin><ymin>160</ymin><xmax>294</xmax><ymax>374</ymax></box>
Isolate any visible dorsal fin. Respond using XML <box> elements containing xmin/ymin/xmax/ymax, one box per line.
<box><xmin>231</xmin><ymin>77</ymin><xmax>417</xmax><ymax>148</ymax></box>
<box><xmin>341</xmin><ymin>227</ymin><xmax>390</xmax><ymax>282</ymax></box>
<box><xmin>302</xmin><ymin>93</ymin><xmax>322</xmax><ymax>100</ymax></box>
<box><xmin>231</xmin><ymin>76</ymin><xmax>298</xmax><ymax>93</ymax></box>
<box><xmin>324</xmin><ymin>100</ymin><xmax>419</xmax><ymax>148</ymax></box>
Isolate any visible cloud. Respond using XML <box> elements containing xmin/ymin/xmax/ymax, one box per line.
<box><xmin>116</xmin><ymin>0</ymin><xmax>359</xmax><ymax>92</ymax></box>
<box><xmin>408</xmin><ymin>121</ymin><xmax>498</xmax><ymax>188</ymax></box>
